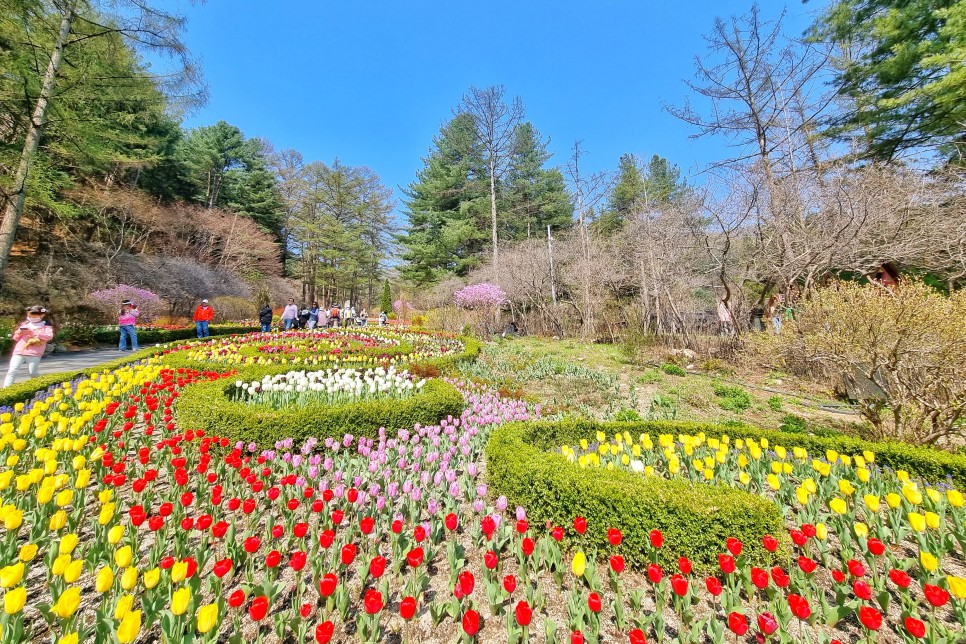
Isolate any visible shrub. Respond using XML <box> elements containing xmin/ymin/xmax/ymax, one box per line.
<box><xmin>53</xmin><ymin>323</ymin><xmax>100</xmax><ymax>347</ymax></box>
<box><xmin>486</xmin><ymin>420</ymin><xmax>785</xmax><ymax>571</ymax></box>
<box><xmin>87</xmin><ymin>285</ymin><xmax>166</xmax><ymax>322</ymax></box>
<box><xmin>767</xmin><ymin>395</ymin><xmax>783</xmax><ymax>411</ymax></box>
<box><xmin>780</xmin><ymin>414</ymin><xmax>807</xmax><ymax>433</ymax></box>
<box><xmin>637</xmin><ymin>369</ymin><xmax>662</xmax><ymax>385</ymax></box>
<box><xmin>766</xmin><ymin>280</ymin><xmax>966</xmax><ymax>445</ymax></box>
<box><xmin>210</xmin><ymin>296</ymin><xmax>256</xmax><ymax>322</ymax></box>
<box><xmin>660</xmin><ymin>363</ymin><xmax>687</xmax><ymax>377</ymax></box>
<box><xmin>92</xmin><ymin>324</ymin><xmax>258</xmax><ymax>345</ymax></box>
<box><xmin>175</xmin><ymin>374</ymin><xmax>464</xmax><ymax>447</ymax></box>
<box><xmin>712</xmin><ymin>380</ymin><xmax>752</xmax><ymax>412</ymax></box>
<box><xmin>612</xmin><ymin>407</ymin><xmax>642</xmax><ymax>422</ymax></box>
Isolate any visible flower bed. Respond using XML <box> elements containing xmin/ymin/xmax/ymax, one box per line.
<box><xmin>175</xmin><ymin>367</ymin><xmax>464</xmax><ymax>447</ymax></box>
<box><xmin>231</xmin><ymin>367</ymin><xmax>425</xmax><ymax>409</ymax></box>
<box><xmin>487</xmin><ymin>420</ymin><xmax>785</xmax><ymax>571</ymax></box>
<box><xmin>92</xmin><ymin>323</ymin><xmax>259</xmax><ymax>345</ymax></box>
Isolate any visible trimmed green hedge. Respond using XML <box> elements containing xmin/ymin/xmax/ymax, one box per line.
<box><xmin>174</xmin><ymin>374</ymin><xmax>465</xmax><ymax>447</ymax></box>
<box><xmin>487</xmin><ymin>420</ymin><xmax>785</xmax><ymax>571</ymax></box>
<box><xmin>92</xmin><ymin>324</ymin><xmax>259</xmax><ymax>345</ymax></box>
<box><xmin>599</xmin><ymin>418</ymin><xmax>966</xmax><ymax>489</ymax></box>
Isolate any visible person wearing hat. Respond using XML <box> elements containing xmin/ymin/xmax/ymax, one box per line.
<box><xmin>118</xmin><ymin>299</ymin><xmax>140</xmax><ymax>351</ymax></box>
<box><xmin>3</xmin><ymin>305</ymin><xmax>54</xmax><ymax>388</ymax></box>
<box><xmin>193</xmin><ymin>299</ymin><xmax>215</xmax><ymax>338</ymax></box>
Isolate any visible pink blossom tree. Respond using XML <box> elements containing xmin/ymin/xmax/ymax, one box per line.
<box><xmin>87</xmin><ymin>285</ymin><xmax>167</xmax><ymax>323</ymax></box>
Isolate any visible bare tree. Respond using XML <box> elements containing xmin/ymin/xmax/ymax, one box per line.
<box><xmin>458</xmin><ymin>85</ymin><xmax>525</xmax><ymax>271</ymax></box>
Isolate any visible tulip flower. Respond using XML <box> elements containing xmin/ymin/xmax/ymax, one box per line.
<box><xmin>197</xmin><ymin>603</ymin><xmax>219</xmax><ymax>634</ymax></box>
<box><xmin>400</xmin><ymin>596</ymin><xmax>417</xmax><ymax>620</ymax></box>
<box><xmin>4</xmin><ymin>586</ymin><xmax>26</xmax><ymax>614</ymax></box>
<box><xmin>629</xmin><ymin>629</ymin><xmax>647</xmax><ymax>644</ymax></box>
<box><xmin>572</xmin><ymin>551</ymin><xmax>586</xmax><ymax>577</ymax></box>
<box><xmin>905</xmin><ymin>616</ymin><xmax>926</xmax><ymax>639</ymax></box>
<box><xmin>924</xmin><ymin>584</ymin><xmax>950</xmax><ymax>607</ymax></box>
<box><xmin>249</xmin><ymin>595</ymin><xmax>269</xmax><ymax>621</ymax></box>
<box><xmin>503</xmin><ymin>575</ymin><xmax>517</xmax><ymax>594</ymax></box>
<box><xmin>462</xmin><ymin>609</ymin><xmax>480</xmax><ymax>637</ymax></box>
<box><xmin>758</xmin><ymin>612</ymin><xmax>779</xmax><ymax>637</ymax></box>
<box><xmin>728</xmin><ymin>612</ymin><xmax>749</xmax><ymax>636</ymax></box>
<box><xmin>859</xmin><ymin>606</ymin><xmax>882</xmax><ymax>631</ymax></box>
<box><xmin>363</xmin><ymin>589</ymin><xmax>383</xmax><ymax>614</ymax></box>
<box><xmin>315</xmin><ymin>621</ymin><xmax>334</xmax><ymax>643</ymax></box>
<box><xmin>172</xmin><ymin>587</ymin><xmax>191</xmax><ymax>616</ymax></box>
<box><xmin>52</xmin><ymin>587</ymin><xmax>81</xmax><ymax>618</ymax></box>
<box><xmin>117</xmin><ymin>609</ymin><xmax>142</xmax><ymax>643</ymax></box>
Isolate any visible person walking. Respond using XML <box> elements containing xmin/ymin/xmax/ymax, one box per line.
<box><xmin>281</xmin><ymin>298</ymin><xmax>298</xmax><ymax>330</ymax></box>
<box><xmin>259</xmin><ymin>303</ymin><xmax>273</xmax><ymax>332</ymax></box>
<box><xmin>193</xmin><ymin>299</ymin><xmax>215</xmax><ymax>338</ymax></box>
<box><xmin>308</xmin><ymin>302</ymin><xmax>320</xmax><ymax>329</ymax></box>
<box><xmin>3</xmin><ymin>305</ymin><xmax>54</xmax><ymax>388</ymax></box>
<box><xmin>329</xmin><ymin>303</ymin><xmax>340</xmax><ymax>328</ymax></box>
<box><xmin>118</xmin><ymin>300</ymin><xmax>140</xmax><ymax>351</ymax></box>
<box><xmin>298</xmin><ymin>305</ymin><xmax>311</xmax><ymax>329</ymax></box>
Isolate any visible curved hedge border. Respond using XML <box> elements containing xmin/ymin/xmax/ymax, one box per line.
<box><xmin>594</xmin><ymin>418</ymin><xmax>966</xmax><ymax>489</ymax></box>
<box><xmin>487</xmin><ymin>420</ymin><xmax>785</xmax><ymax>572</ymax></box>
<box><xmin>174</xmin><ymin>373</ymin><xmax>465</xmax><ymax>447</ymax></box>
<box><xmin>92</xmin><ymin>324</ymin><xmax>258</xmax><ymax>345</ymax></box>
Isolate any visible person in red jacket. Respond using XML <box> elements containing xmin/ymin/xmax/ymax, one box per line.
<box><xmin>193</xmin><ymin>299</ymin><xmax>215</xmax><ymax>338</ymax></box>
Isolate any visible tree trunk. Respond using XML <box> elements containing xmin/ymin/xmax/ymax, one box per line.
<box><xmin>0</xmin><ymin>3</ymin><xmax>74</xmax><ymax>285</ymax></box>
<box><xmin>490</xmin><ymin>165</ymin><xmax>499</xmax><ymax>273</ymax></box>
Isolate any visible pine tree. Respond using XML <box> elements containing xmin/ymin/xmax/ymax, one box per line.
<box><xmin>597</xmin><ymin>154</ymin><xmax>646</xmax><ymax>233</ymax></box>
<box><xmin>398</xmin><ymin>113</ymin><xmax>489</xmax><ymax>285</ymax></box>
<box><xmin>504</xmin><ymin>122</ymin><xmax>573</xmax><ymax>239</ymax></box>
<box><xmin>380</xmin><ymin>279</ymin><xmax>392</xmax><ymax>314</ymax></box>
<box><xmin>644</xmin><ymin>155</ymin><xmax>687</xmax><ymax>205</ymax></box>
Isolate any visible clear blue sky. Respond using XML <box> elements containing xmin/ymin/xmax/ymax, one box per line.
<box><xmin>171</xmin><ymin>0</ymin><xmax>822</xmax><ymax>220</ymax></box>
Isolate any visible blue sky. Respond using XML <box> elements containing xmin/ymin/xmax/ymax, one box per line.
<box><xmin>171</xmin><ymin>0</ymin><xmax>822</xmax><ymax>218</ymax></box>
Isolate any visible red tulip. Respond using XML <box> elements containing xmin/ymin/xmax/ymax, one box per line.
<box><xmin>458</xmin><ymin>571</ymin><xmax>475</xmax><ymax>597</ymax></box>
<box><xmin>319</xmin><ymin>529</ymin><xmax>335</xmax><ymax>549</ymax></box>
<box><xmin>670</xmin><ymin>574</ymin><xmax>689</xmax><ymax>597</ymax></box>
<box><xmin>727</xmin><ymin>612</ymin><xmax>748</xmax><ymax>636</ymax></box>
<box><xmin>610</xmin><ymin>555</ymin><xmax>625</xmax><ymax>573</ymax></box>
<box><xmin>340</xmin><ymin>543</ymin><xmax>356</xmax><ymax>566</ymax></box>
<box><xmin>574</xmin><ymin>517</ymin><xmax>587</xmax><ymax>534</ymax></box>
<box><xmin>629</xmin><ymin>629</ymin><xmax>647</xmax><ymax>644</ymax></box>
<box><xmin>859</xmin><ymin>606</ymin><xmax>882</xmax><ymax>631</ymax></box>
<box><xmin>678</xmin><ymin>557</ymin><xmax>692</xmax><ymax>575</ymax></box>
<box><xmin>312</xmin><ymin>594</ymin><xmax>333</xmax><ymax>629</ymax></box>
<box><xmin>551</xmin><ymin>526</ymin><xmax>564</xmax><ymax>541</ymax></box>
<box><xmin>228</xmin><ymin>588</ymin><xmax>246</xmax><ymax>608</ymax></box>
<box><xmin>801</xmin><ymin>523</ymin><xmax>816</xmax><ymax>538</ymax></box>
<box><xmin>867</xmin><ymin>538</ymin><xmax>885</xmax><ymax>556</ymax></box>
<box><xmin>923</xmin><ymin>584</ymin><xmax>949</xmax><ymax>608</ymax></box>
<box><xmin>904</xmin><ymin>616</ymin><xmax>926</xmax><ymax>639</ymax></box>
<box><xmin>413</xmin><ymin>525</ymin><xmax>427</xmax><ymax>542</ymax></box>
<box><xmin>889</xmin><ymin>568</ymin><xmax>912</xmax><ymax>588</ymax></box>
<box><xmin>571</xmin><ymin>631</ymin><xmax>585</xmax><ymax>644</ymax></box>
<box><xmin>718</xmin><ymin>554</ymin><xmax>736</xmax><ymax>574</ymax></box>
<box><xmin>481</xmin><ymin>516</ymin><xmax>496</xmax><ymax>539</ymax></box>
<box><xmin>789</xmin><ymin>529</ymin><xmax>808</xmax><ymax>547</ymax></box>
<box><xmin>847</xmin><ymin>559</ymin><xmax>866</xmax><ymax>577</ymax></box>
<box><xmin>853</xmin><ymin>580</ymin><xmax>873</xmax><ymax>600</ymax></box>
<box><xmin>771</xmin><ymin>567</ymin><xmax>790</xmax><ymax>588</ymax></box>
<box><xmin>647</xmin><ymin>563</ymin><xmax>663</xmax><ymax>584</ymax></box>
<box><xmin>319</xmin><ymin>573</ymin><xmax>338</xmax><ymax>597</ymax></box>
<box><xmin>331</xmin><ymin>509</ymin><xmax>344</xmax><ymax>525</ymax></box>
<box><xmin>515</xmin><ymin>600</ymin><xmax>533</xmax><ymax>626</ymax></box>
<box><xmin>243</xmin><ymin>536</ymin><xmax>261</xmax><ymax>553</ymax></box>
<box><xmin>266</xmin><ymin>550</ymin><xmax>281</xmax><ymax>568</ymax></box>
<box><xmin>360</xmin><ymin>516</ymin><xmax>374</xmax><ymax>534</ymax></box>
<box><xmin>797</xmin><ymin>556</ymin><xmax>817</xmax><ymax>574</ymax></box>
<box><xmin>588</xmin><ymin>592</ymin><xmax>602</xmax><ymax>613</ymax></box>
<box><xmin>400</xmin><ymin>596</ymin><xmax>417</xmax><ymax>620</ymax></box>
<box><xmin>762</xmin><ymin>534</ymin><xmax>778</xmax><ymax>552</ymax></box>
<box><xmin>148</xmin><ymin>516</ymin><xmax>164</xmax><ymax>531</ymax></box>
<box><xmin>484</xmin><ymin>550</ymin><xmax>498</xmax><ymax>570</ymax></box>
<box><xmin>788</xmin><ymin>594</ymin><xmax>811</xmax><ymax>620</ymax></box>
<box><xmin>445</xmin><ymin>513</ymin><xmax>458</xmax><ymax>531</ymax></box>
<box><xmin>705</xmin><ymin>577</ymin><xmax>723</xmax><ymax>596</ymax></box>
<box><xmin>607</xmin><ymin>528</ymin><xmax>623</xmax><ymax>546</ymax></box>
<box><xmin>249</xmin><ymin>595</ymin><xmax>269</xmax><ymax>621</ymax></box>
<box><xmin>649</xmin><ymin>529</ymin><xmax>663</xmax><ymax>548</ymax></box>
<box><xmin>290</xmin><ymin>551</ymin><xmax>307</xmax><ymax>572</ymax></box>
<box><xmin>462</xmin><ymin>609</ymin><xmax>480</xmax><ymax>636</ymax></box>
<box><xmin>521</xmin><ymin>537</ymin><xmax>535</xmax><ymax>557</ymax></box>
<box><xmin>758</xmin><ymin>611</ymin><xmax>779</xmax><ymax>636</ymax></box>
<box><xmin>407</xmin><ymin>547</ymin><xmax>425</xmax><ymax>568</ymax></box>
<box><xmin>832</xmin><ymin>569</ymin><xmax>847</xmax><ymax>584</ymax></box>
<box><xmin>751</xmin><ymin>567</ymin><xmax>769</xmax><ymax>589</ymax></box>
<box><xmin>213</xmin><ymin>558</ymin><xmax>233</xmax><ymax>578</ymax></box>
<box><xmin>363</xmin><ymin>589</ymin><xmax>383</xmax><ymax>615</ymax></box>
<box><xmin>294</xmin><ymin>522</ymin><xmax>309</xmax><ymax>538</ymax></box>
<box><xmin>516</xmin><ymin>519</ymin><xmax>529</xmax><ymax>534</ymax></box>
<box><xmin>503</xmin><ymin>575</ymin><xmax>517</xmax><ymax>594</ymax></box>
<box><xmin>369</xmin><ymin>556</ymin><xmax>387</xmax><ymax>579</ymax></box>
<box><xmin>300</xmin><ymin>602</ymin><xmax>312</xmax><ymax>618</ymax></box>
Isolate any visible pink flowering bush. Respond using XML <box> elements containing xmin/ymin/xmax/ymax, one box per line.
<box><xmin>454</xmin><ymin>283</ymin><xmax>506</xmax><ymax>310</ymax></box>
<box><xmin>87</xmin><ymin>284</ymin><xmax>167</xmax><ymax>322</ymax></box>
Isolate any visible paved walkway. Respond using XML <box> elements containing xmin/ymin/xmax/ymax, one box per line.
<box><xmin>3</xmin><ymin>348</ymin><xmax>149</xmax><ymax>385</ymax></box>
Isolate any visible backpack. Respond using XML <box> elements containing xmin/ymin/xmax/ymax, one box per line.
<box><xmin>331</xmin><ymin>307</ymin><xmax>339</xmax><ymax>318</ymax></box>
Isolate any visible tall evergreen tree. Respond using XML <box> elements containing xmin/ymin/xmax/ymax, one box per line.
<box><xmin>597</xmin><ymin>154</ymin><xmax>646</xmax><ymax>233</ymax></box>
<box><xmin>503</xmin><ymin>122</ymin><xmax>573</xmax><ymax>239</ymax></box>
<box><xmin>380</xmin><ymin>279</ymin><xmax>392</xmax><ymax>314</ymax></box>
<box><xmin>398</xmin><ymin>114</ymin><xmax>488</xmax><ymax>285</ymax></box>
<box><xmin>644</xmin><ymin>155</ymin><xmax>688</xmax><ymax>205</ymax></box>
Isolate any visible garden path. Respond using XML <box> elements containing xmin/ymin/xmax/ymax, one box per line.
<box><xmin>6</xmin><ymin>348</ymin><xmax>139</xmax><ymax>385</ymax></box>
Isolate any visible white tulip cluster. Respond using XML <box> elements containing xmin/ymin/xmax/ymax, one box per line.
<box><xmin>232</xmin><ymin>366</ymin><xmax>425</xmax><ymax>409</ymax></box>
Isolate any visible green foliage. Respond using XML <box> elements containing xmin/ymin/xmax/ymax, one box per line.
<box><xmin>659</xmin><ymin>363</ymin><xmax>687</xmax><ymax>377</ymax></box>
<box><xmin>175</xmin><ymin>375</ymin><xmax>464</xmax><ymax>447</ymax></box>
<box><xmin>812</xmin><ymin>0</ymin><xmax>966</xmax><ymax>161</ymax></box>
<box><xmin>779</xmin><ymin>414</ymin><xmax>808</xmax><ymax>434</ymax></box>
<box><xmin>380</xmin><ymin>280</ymin><xmax>392</xmax><ymax>314</ymax></box>
<box><xmin>54</xmin><ymin>323</ymin><xmax>99</xmax><ymax>347</ymax></box>
<box><xmin>92</xmin><ymin>324</ymin><xmax>258</xmax><ymax>346</ymax></box>
<box><xmin>767</xmin><ymin>395</ymin><xmax>784</xmax><ymax>412</ymax></box>
<box><xmin>597</xmin><ymin>154</ymin><xmax>688</xmax><ymax>233</ymax></box>
<box><xmin>611</xmin><ymin>408</ymin><xmax>642</xmax><ymax>422</ymax></box>
<box><xmin>712</xmin><ymin>380</ymin><xmax>752</xmax><ymax>412</ymax></box>
<box><xmin>637</xmin><ymin>369</ymin><xmax>663</xmax><ymax>385</ymax></box>
<box><xmin>503</xmin><ymin>122</ymin><xmax>573</xmax><ymax>239</ymax></box>
<box><xmin>486</xmin><ymin>420</ymin><xmax>785</xmax><ymax>571</ymax></box>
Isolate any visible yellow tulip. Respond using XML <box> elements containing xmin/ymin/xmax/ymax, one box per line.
<box><xmin>857</xmin><ymin>468</ymin><xmax>870</xmax><ymax>483</ymax></box>
<box><xmin>925</xmin><ymin>512</ymin><xmax>941</xmax><ymax>530</ymax></box>
<box><xmin>885</xmin><ymin>493</ymin><xmax>902</xmax><ymax>509</ymax></box>
<box><xmin>95</xmin><ymin>566</ymin><xmax>114</xmax><ymax>593</ymax></box>
<box><xmin>903</xmin><ymin>485</ymin><xmax>923</xmax><ymax>505</ymax></box>
<box><xmin>0</xmin><ymin>563</ymin><xmax>24</xmax><ymax>588</ymax></box>
<box><xmin>18</xmin><ymin>544</ymin><xmax>37</xmax><ymax>562</ymax></box>
<box><xmin>949</xmin><ymin>490</ymin><xmax>964</xmax><ymax>508</ymax></box>
<box><xmin>55</xmin><ymin>489</ymin><xmax>74</xmax><ymax>507</ymax></box>
<box><xmin>838</xmin><ymin>479</ymin><xmax>855</xmax><ymax>496</ymax></box>
<box><xmin>767</xmin><ymin>474</ymin><xmax>780</xmax><ymax>490</ymax></box>
<box><xmin>572</xmin><ymin>551</ymin><xmax>586</xmax><ymax>577</ymax></box>
<box><xmin>119</xmin><ymin>566</ymin><xmax>137</xmax><ymax>591</ymax></box>
<box><xmin>908</xmin><ymin>512</ymin><xmax>926</xmax><ymax>532</ymax></box>
<box><xmin>829</xmin><ymin>498</ymin><xmax>848</xmax><ymax>515</ymax></box>
<box><xmin>862</xmin><ymin>450</ymin><xmax>875</xmax><ymax>463</ymax></box>
<box><xmin>197</xmin><ymin>602</ymin><xmax>219</xmax><ymax>633</ymax></box>
<box><xmin>117</xmin><ymin>609</ymin><xmax>142</xmax><ymax>643</ymax></box>
<box><xmin>803</xmin><ymin>478</ymin><xmax>817</xmax><ymax>494</ymax></box>
<box><xmin>52</xmin><ymin>554</ymin><xmax>70</xmax><ymax>577</ymax></box>
<box><xmin>59</xmin><ymin>533</ymin><xmax>78</xmax><ymax>556</ymax></box>
<box><xmin>63</xmin><ymin>559</ymin><xmax>83</xmax><ymax>583</ymax></box>
<box><xmin>171</xmin><ymin>586</ymin><xmax>191</xmax><ymax>616</ymax></box>
<box><xmin>108</xmin><ymin>525</ymin><xmax>124</xmax><ymax>545</ymax></box>
<box><xmin>738</xmin><ymin>472</ymin><xmax>751</xmax><ymax>485</ymax></box>
<box><xmin>920</xmin><ymin>550</ymin><xmax>939</xmax><ymax>573</ymax></box>
<box><xmin>4</xmin><ymin>586</ymin><xmax>26</xmax><ymax>614</ymax></box>
<box><xmin>48</xmin><ymin>510</ymin><xmax>66</xmax><ymax>531</ymax></box>
<box><xmin>853</xmin><ymin>522</ymin><xmax>869</xmax><ymax>539</ymax></box>
<box><xmin>143</xmin><ymin>567</ymin><xmax>160</xmax><ymax>590</ymax></box>
<box><xmin>3</xmin><ymin>510</ymin><xmax>23</xmax><ymax>531</ymax></box>
<box><xmin>98</xmin><ymin>503</ymin><xmax>115</xmax><ymax>526</ymax></box>
<box><xmin>948</xmin><ymin>576</ymin><xmax>966</xmax><ymax>600</ymax></box>
<box><xmin>815</xmin><ymin>523</ymin><xmax>828</xmax><ymax>540</ymax></box>
<box><xmin>795</xmin><ymin>486</ymin><xmax>809</xmax><ymax>505</ymax></box>
<box><xmin>864</xmin><ymin>494</ymin><xmax>881</xmax><ymax>512</ymax></box>
<box><xmin>926</xmin><ymin>489</ymin><xmax>941</xmax><ymax>505</ymax></box>
<box><xmin>52</xmin><ymin>587</ymin><xmax>81</xmax><ymax>618</ymax></box>
<box><xmin>115</xmin><ymin>545</ymin><xmax>133</xmax><ymax>568</ymax></box>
